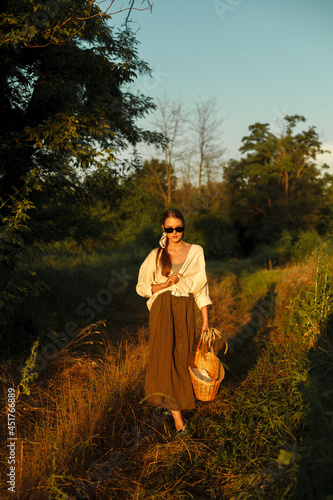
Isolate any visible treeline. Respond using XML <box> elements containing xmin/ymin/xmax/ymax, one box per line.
<box><xmin>72</xmin><ymin>113</ymin><xmax>333</xmax><ymax>262</ymax></box>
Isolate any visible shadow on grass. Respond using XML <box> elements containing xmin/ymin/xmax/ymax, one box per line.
<box><xmin>279</xmin><ymin>317</ymin><xmax>333</xmax><ymax>499</ymax></box>
<box><xmin>0</xmin><ymin>251</ymin><xmax>149</xmax><ymax>360</ymax></box>
<box><xmin>218</xmin><ymin>283</ymin><xmax>277</xmax><ymax>382</ymax></box>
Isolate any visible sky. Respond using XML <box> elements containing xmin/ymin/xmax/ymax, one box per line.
<box><xmin>103</xmin><ymin>0</ymin><xmax>333</xmax><ymax>168</ymax></box>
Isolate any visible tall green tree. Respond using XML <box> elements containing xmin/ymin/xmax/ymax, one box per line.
<box><xmin>224</xmin><ymin>115</ymin><xmax>332</xmax><ymax>250</ymax></box>
<box><xmin>0</xmin><ymin>0</ymin><xmax>161</xmax><ymax>250</ymax></box>
<box><xmin>0</xmin><ymin>0</ymin><xmax>159</xmax><ymax>198</ymax></box>
<box><xmin>0</xmin><ymin>0</ymin><xmax>160</xmax><ymax>353</ymax></box>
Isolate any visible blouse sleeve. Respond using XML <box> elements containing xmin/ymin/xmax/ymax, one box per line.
<box><xmin>193</xmin><ymin>282</ymin><xmax>212</xmax><ymax>310</ymax></box>
<box><xmin>192</xmin><ymin>246</ymin><xmax>212</xmax><ymax>310</ymax></box>
<box><xmin>136</xmin><ymin>250</ymin><xmax>158</xmax><ymax>298</ymax></box>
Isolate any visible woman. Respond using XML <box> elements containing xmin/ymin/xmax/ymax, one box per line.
<box><xmin>136</xmin><ymin>208</ymin><xmax>212</xmax><ymax>434</ymax></box>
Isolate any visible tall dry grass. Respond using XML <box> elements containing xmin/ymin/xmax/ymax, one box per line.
<box><xmin>0</xmin><ymin>324</ymin><xmax>149</xmax><ymax>499</ymax></box>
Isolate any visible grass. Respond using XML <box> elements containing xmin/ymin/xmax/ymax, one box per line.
<box><xmin>1</xmin><ymin>245</ymin><xmax>333</xmax><ymax>498</ymax></box>
<box><xmin>0</xmin><ymin>244</ymin><xmax>149</xmax><ymax>358</ymax></box>
<box><xmin>1</xmin><ymin>325</ymin><xmax>150</xmax><ymax>499</ymax></box>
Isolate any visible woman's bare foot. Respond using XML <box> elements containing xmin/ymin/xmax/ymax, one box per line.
<box><xmin>171</xmin><ymin>410</ymin><xmax>184</xmax><ymax>431</ymax></box>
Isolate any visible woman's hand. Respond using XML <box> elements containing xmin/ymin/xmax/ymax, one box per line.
<box><xmin>163</xmin><ymin>272</ymin><xmax>182</xmax><ymax>288</ymax></box>
<box><xmin>151</xmin><ymin>273</ymin><xmax>182</xmax><ymax>295</ymax></box>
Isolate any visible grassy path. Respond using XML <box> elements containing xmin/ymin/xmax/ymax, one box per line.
<box><xmin>1</xmin><ymin>250</ymin><xmax>333</xmax><ymax>498</ymax></box>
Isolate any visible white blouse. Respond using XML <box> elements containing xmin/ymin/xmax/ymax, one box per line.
<box><xmin>136</xmin><ymin>244</ymin><xmax>212</xmax><ymax>311</ymax></box>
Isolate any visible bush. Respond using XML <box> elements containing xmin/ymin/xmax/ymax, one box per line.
<box><xmin>276</xmin><ymin>229</ymin><xmax>294</xmax><ymax>263</ymax></box>
<box><xmin>185</xmin><ymin>213</ymin><xmax>240</xmax><ymax>259</ymax></box>
<box><xmin>293</xmin><ymin>230</ymin><xmax>323</xmax><ymax>261</ymax></box>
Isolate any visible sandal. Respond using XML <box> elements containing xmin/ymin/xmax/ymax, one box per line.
<box><xmin>176</xmin><ymin>425</ymin><xmax>189</xmax><ymax>436</ymax></box>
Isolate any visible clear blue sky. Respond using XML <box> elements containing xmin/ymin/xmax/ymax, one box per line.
<box><xmin>105</xmin><ymin>0</ymin><xmax>333</xmax><ymax>167</ymax></box>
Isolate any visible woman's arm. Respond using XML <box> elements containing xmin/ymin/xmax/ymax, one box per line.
<box><xmin>201</xmin><ymin>305</ymin><xmax>209</xmax><ymax>332</ymax></box>
<box><xmin>152</xmin><ymin>273</ymin><xmax>182</xmax><ymax>294</ymax></box>
<box><xmin>151</xmin><ymin>283</ymin><xmax>166</xmax><ymax>294</ymax></box>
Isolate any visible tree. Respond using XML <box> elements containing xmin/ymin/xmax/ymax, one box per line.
<box><xmin>139</xmin><ymin>158</ymin><xmax>177</xmax><ymax>208</ymax></box>
<box><xmin>116</xmin><ymin>162</ymin><xmax>164</xmax><ymax>250</ymax></box>
<box><xmin>0</xmin><ymin>0</ymin><xmax>160</xmax><ymax>198</ymax></box>
<box><xmin>0</xmin><ymin>0</ymin><xmax>161</xmax><ymax>353</ymax></box>
<box><xmin>151</xmin><ymin>94</ymin><xmax>186</xmax><ymax>206</ymax></box>
<box><xmin>188</xmin><ymin>96</ymin><xmax>225</xmax><ymax>193</ymax></box>
<box><xmin>224</xmin><ymin>115</ymin><xmax>332</xmax><ymax>250</ymax></box>
<box><xmin>0</xmin><ymin>0</ymin><xmax>162</xmax><ymax>250</ymax></box>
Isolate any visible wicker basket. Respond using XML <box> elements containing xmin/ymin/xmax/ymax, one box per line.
<box><xmin>189</xmin><ymin>340</ymin><xmax>225</xmax><ymax>402</ymax></box>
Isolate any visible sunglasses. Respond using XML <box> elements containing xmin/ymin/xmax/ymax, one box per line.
<box><xmin>164</xmin><ymin>226</ymin><xmax>185</xmax><ymax>233</ymax></box>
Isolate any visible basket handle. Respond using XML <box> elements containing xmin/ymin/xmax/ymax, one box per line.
<box><xmin>196</xmin><ymin>334</ymin><xmax>228</xmax><ymax>356</ymax></box>
<box><xmin>210</xmin><ymin>343</ymin><xmax>218</xmax><ymax>383</ymax></box>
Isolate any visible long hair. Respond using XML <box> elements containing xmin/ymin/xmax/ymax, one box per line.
<box><xmin>156</xmin><ymin>208</ymin><xmax>185</xmax><ymax>277</ymax></box>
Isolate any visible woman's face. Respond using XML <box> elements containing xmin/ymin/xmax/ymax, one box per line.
<box><xmin>163</xmin><ymin>217</ymin><xmax>185</xmax><ymax>244</ymax></box>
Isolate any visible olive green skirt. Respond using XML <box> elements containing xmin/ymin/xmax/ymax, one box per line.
<box><xmin>144</xmin><ymin>290</ymin><xmax>196</xmax><ymax>411</ymax></box>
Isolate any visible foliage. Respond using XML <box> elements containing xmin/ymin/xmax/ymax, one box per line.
<box><xmin>0</xmin><ymin>171</ymin><xmax>46</xmax><ymax>356</ymax></box>
<box><xmin>0</xmin><ymin>0</ymin><xmax>161</xmax><ymax>352</ymax></box>
<box><xmin>224</xmin><ymin>115</ymin><xmax>333</xmax><ymax>251</ymax></box>
<box><xmin>1</xmin><ymin>0</ymin><xmax>159</xmax><ymax>195</ymax></box>
<box><xmin>275</xmin><ymin>229</ymin><xmax>294</xmax><ymax>263</ymax></box>
<box><xmin>134</xmin><ymin>158</ymin><xmax>177</xmax><ymax>209</ymax></box>
<box><xmin>29</xmin><ymin>168</ymin><xmax>124</xmax><ymax>249</ymax></box>
<box><xmin>19</xmin><ymin>339</ymin><xmax>39</xmax><ymax>395</ymax></box>
<box><xmin>115</xmin><ymin>162</ymin><xmax>166</xmax><ymax>250</ymax></box>
<box><xmin>293</xmin><ymin>230</ymin><xmax>323</xmax><ymax>262</ymax></box>
<box><xmin>0</xmin><ymin>0</ymin><xmax>161</xmax><ymax>196</ymax></box>
<box><xmin>291</xmin><ymin>330</ymin><xmax>333</xmax><ymax>498</ymax></box>
<box><xmin>268</xmin><ymin>245</ymin><xmax>333</xmax><ymax>498</ymax></box>
<box><xmin>185</xmin><ymin>212</ymin><xmax>240</xmax><ymax>259</ymax></box>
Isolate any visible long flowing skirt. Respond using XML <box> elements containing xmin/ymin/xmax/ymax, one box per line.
<box><xmin>144</xmin><ymin>290</ymin><xmax>196</xmax><ymax>411</ymax></box>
